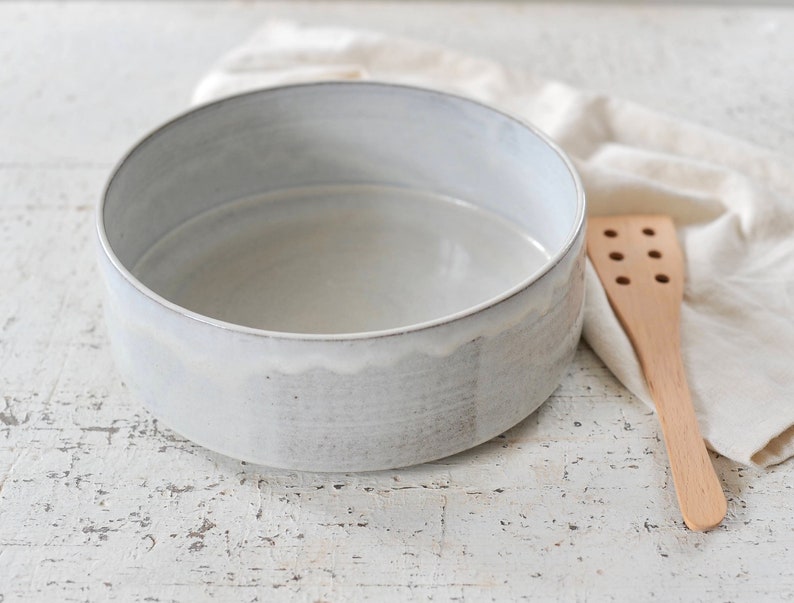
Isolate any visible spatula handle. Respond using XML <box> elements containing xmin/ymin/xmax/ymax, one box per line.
<box><xmin>643</xmin><ymin>339</ymin><xmax>727</xmax><ymax>531</ymax></box>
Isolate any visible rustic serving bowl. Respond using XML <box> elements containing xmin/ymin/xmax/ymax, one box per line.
<box><xmin>96</xmin><ymin>82</ymin><xmax>586</xmax><ymax>471</ymax></box>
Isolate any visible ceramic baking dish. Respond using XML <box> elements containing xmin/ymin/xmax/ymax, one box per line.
<box><xmin>96</xmin><ymin>82</ymin><xmax>586</xmax><ymax>471</ymax></box>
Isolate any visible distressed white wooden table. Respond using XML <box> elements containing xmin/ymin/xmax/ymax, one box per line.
<box><xmin>2</xmin><ymin>2</ymin><xmax>793</xmax><ymax>601</ymax></box>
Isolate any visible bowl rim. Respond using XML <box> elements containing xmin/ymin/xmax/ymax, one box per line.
<box><xmin>97</xmin><ymin>81</ymin><xmax>586</xmax><ymax>342</ymax></box>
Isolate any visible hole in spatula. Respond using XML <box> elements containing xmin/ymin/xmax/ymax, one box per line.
<box><xmin>642</xmin><ymin>228</ymin><xmax>655</xmax><ymax>236</ymax></box>
<box><xmin>609</xmin><ymin>252</ymin><xmax>624</xmax><ymax>261</ymax></box>
<box><xmin>648</xmin><ymin>250</ymin><xmax>662</xmax><ymax>258</ymax></box>
<box><xmin>604</xmin><ymin>229</ymin><xmax>618</xmax><ymax>238</ymax></box>
<box><xmin>655</xmin><ymin>274</ymin><xmax>669</xmax><ymax>283</ymax></box>
<box><xmin>616</xmin><ymin>276</ymin><xmax>630</xmax><ymax>285</ymax></box>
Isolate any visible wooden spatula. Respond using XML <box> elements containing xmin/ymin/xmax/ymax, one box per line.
<box><xmin>586</xmin><ymin>215</ymin><xmax>726</xmax><ymax>531</ymax></box>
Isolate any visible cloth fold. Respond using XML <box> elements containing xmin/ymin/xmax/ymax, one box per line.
<box><xmin>193</xmin><ymin>20</ymin><xmax>794</xmax><ymax>467</ymax></box>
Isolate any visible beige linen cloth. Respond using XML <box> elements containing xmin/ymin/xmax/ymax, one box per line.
<box><xmin>193</xmin><ymin>21</ymin><xmax>794</xmax><ymax>468</ymax></box>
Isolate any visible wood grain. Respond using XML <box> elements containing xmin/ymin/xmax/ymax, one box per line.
<box><xmin>587</xmin><ymin>215</ymin><xmax>727</xmax><ymax>531</ymax></box>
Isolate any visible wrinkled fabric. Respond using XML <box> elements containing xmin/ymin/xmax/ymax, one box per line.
<box><xmin>194</xmin><ymin>20</ymin><xmax>794</xmax><ymax>467</ymax></box>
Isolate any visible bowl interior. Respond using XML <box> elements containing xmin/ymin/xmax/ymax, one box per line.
<box><xmin>101</xmin><ymin>83</ymin><xmax>582</xmax><ymax>336</ymax></box>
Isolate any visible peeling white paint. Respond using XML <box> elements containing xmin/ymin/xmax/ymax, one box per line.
<box><xmin>2</xmin><ymin>2</ymin><xmax>794</xmax><ymax>601</ymax></box>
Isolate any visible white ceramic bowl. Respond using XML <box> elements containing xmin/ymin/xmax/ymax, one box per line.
<box><xmin>97</xmin><ymin>82</ymin><xmax>586</xmax><ymax>471</ymax></box>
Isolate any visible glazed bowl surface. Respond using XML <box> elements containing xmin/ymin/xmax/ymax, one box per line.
<box><xmin>97</xmin><ymin>82</ymin><xmax>586</xmax><ymax>471</ymax></box>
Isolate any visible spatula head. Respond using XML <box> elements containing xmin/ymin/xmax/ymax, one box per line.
<box><xmin>586</xmin><ymin>214</ymin><xmax>684</xmax><ymax>336</ymax></box>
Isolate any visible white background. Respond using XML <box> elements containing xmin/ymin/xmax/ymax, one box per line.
<box><xmin>1</xmin><ymin>2</ymin><xmax>793</xmax><ymax>600</ymax></box>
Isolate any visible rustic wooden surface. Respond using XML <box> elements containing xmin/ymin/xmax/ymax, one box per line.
<box><xmin>2</xmin><ymin>2</ymin><xmax>793</xmax><ymax>601</ymax></box>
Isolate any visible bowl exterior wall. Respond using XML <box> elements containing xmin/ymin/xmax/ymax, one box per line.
<box><xmin>98</xmin><ymin>228</ymin><xmax>585</xmax><ymax>471</ymax></box>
